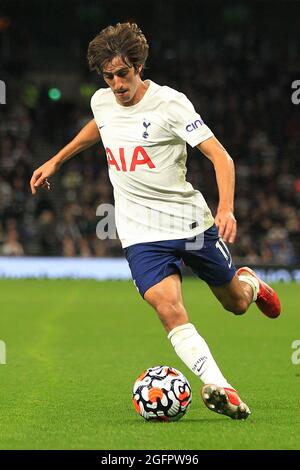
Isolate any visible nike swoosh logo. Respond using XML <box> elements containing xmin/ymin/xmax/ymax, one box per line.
<box><xmin>196</xmin><ymin>363</ymin><xmax>205</xmax><ymax>374</ymax></box>
<box><xmin>194</xmin><ymin>356</ymin><xmax>208</xmax><ymax>374</ymax></box>
<box><xmin>99</xmin><ymin>125</ymin><xmax>105</xmax><ymax>129</ymax></box>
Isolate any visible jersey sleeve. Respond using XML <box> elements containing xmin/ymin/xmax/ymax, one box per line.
<box><xmin>90</xmin><ymin>89</ymin><xmax>102</xmax><ymax>116</ymax></box>
<box><xmin>90</xmin><ymin>88</ymin><xmax>108</xmax><ymax>124</ymax></box>
<box><xmin>167</xmin><ymin>92</ymin><xmax>213</xmax><ymax>147</ymax></box>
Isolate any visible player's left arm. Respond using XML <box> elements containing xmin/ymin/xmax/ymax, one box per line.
<box><xmin>196</xmin><ymin>136</ymin><xmax>236</xmax><ymax>244</ymax></box>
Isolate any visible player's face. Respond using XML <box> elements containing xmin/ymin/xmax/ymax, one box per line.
<box><xmin>102</xmin><ymin>57</ymin><xmax>144</xmax><ymax>106</ymax></box>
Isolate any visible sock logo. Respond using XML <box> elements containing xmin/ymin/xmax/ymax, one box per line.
<box><xmin>192</xmin><ymin>356</ymin><xmax>208</xmax><ymax>374</ymax></box>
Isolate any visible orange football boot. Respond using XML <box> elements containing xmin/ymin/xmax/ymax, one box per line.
<box><xmin>237</xmin><ymin>267</ymin><xmax>281</xmax><ymax>318</ymax></box>
<box><xmin>201</xmin><ymin>384</ymin><xmax>251</xmax><ymax>420</ymax></box>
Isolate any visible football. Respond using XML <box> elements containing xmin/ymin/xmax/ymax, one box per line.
<box><xmin>132</xmin><ymin>365</ymin><xmax>192</xmax><ymax>421</ymax></box>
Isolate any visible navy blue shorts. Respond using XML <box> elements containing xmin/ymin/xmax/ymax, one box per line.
<box><xmin>124</xmin><ymin>224</ymin><xmax>236</xmax><ymax>298</ymax></box>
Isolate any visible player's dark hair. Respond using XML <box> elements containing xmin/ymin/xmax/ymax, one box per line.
<box><xmin>87</xmin><ymin>22</ymin><xmax>149</xmax><ymax>75</ymax></box>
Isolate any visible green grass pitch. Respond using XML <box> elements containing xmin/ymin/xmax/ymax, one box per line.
<box><xmin>0</xmin><ymin>278</ymin><xmax>299</xmax><ymax>450</ymax></box>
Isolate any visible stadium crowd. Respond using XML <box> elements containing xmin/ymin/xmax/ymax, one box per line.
<box><xmin>0</xmin><ymin>17</ymin><xmax>299</xmax><ymax>264</ymax></box>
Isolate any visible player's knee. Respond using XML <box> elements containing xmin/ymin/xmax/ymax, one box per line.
<box><xmin>223</xmin><ymin>298</ymin><xmax>248</xmax><ymax>315</ymax></box>
<box><xmin>156</xmin><ymin>301</ymin><xmax>187</xmax><ymax>324</ymax></box>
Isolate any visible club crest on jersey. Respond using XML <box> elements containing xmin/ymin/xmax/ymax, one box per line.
<box><xmin>142</xmin><ymin>119</ymin><xmax>151</xmax><ymax>139</ymax></box>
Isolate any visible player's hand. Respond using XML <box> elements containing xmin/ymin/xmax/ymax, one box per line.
<box><xmin>30</xmin><ymin>159</ymin><xmax>59</xmax><ymax>195</ymax></box>
<box><xmin>214</xmin><ymin>209</ymin><xmax>237</xmax><ymax>244</ymax></box>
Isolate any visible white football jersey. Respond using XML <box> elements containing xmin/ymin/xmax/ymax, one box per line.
<box><xmin>91</xmin><ymin>80</ymin><xmax>215</xmax><ymax>248</ymax></box>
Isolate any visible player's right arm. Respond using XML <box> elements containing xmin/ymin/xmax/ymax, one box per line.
<box><xmin>30</xmin><ymin>118</ymin><xmax>101</xmax><ymax>195</ymax></box>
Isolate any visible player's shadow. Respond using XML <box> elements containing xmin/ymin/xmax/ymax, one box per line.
<box><xmin>126</xmin><ymin>418</ymin><xmax>226</xmax><ymax>424</ymax></box>
<box><xmin>169</xmin><ymin>418</ymin><xmax>231</xmax><ymax>424</ymax></box>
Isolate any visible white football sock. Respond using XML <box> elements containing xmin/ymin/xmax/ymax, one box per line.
<box><xmin>238</xmin><ymin>274</ymin><xmax>259</xmax><ymax>302</ymax></box>
<box><xmin>168</xmin><ymin>323</ymin><xmax>233</xmax><ymax>388</ymax></box>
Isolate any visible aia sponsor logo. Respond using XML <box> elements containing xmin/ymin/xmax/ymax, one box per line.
<box><xmin>105</xmin><ymin>146</ymin><xmax>155</xmax><ymax>171</ymax></box>
<box><xmin>186</xmin><ymin>119</ymin><xmax>204</xmax><ymax>132</ymax></box>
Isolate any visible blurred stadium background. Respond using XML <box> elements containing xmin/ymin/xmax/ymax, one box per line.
<box><xmin>0</xmin><ymin>0</ymin><xmax>299</xmax><ymax>279</ymax></box>
<box><xmin>1</xmin><ymin>0</ymin><xmax>300</xmax><ymax>451</ymax></box>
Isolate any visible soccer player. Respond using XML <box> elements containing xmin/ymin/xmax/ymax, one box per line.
<box><xmin>30</xmin><ymin>23</ymin><xmax>281</xmax><ymax>420</ymax></box>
